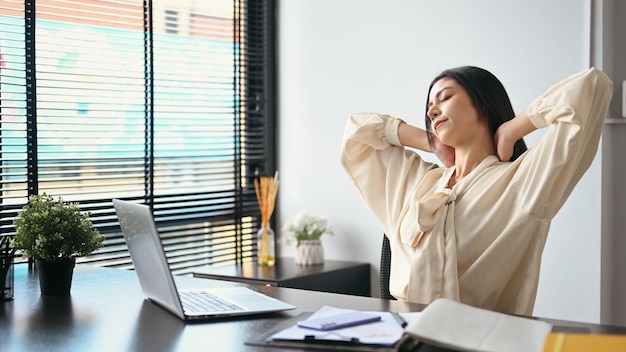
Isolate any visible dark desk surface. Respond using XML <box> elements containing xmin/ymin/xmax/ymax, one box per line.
<box><xmin>193</xmin><ymin>258</ymin><xmax>369</xmax><ymax>284</ymax></box>
<box><xmin>2</xmin><ymin>264</ymin><xmax>625</xmax><ymax>352</ymax></box>
<box><xmin>193</xmin><ymin>258</ymin><xmax>371</xmax><ymax>296</ymax></box>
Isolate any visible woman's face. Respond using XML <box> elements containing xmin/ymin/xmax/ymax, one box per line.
<box><xmin>427</xmin><ymin>78</ymin><xmax>483</xmax><ymax>147</ymax></box>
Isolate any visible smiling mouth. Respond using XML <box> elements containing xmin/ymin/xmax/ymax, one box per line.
<box><xmin>433</xmin><ymin>119</ymin><xmax>447</xmax><ymax>131</ymax></box>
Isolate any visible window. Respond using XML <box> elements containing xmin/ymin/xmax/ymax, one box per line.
<box><xmin>0</xmin><ymin>0</ymin><xmax>276</xmax><ymax>274</ymax></box>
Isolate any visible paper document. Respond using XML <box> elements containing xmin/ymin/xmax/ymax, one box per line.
<box><xmin>269</xmin><ymin>306</ymin><xmax>420</xmax><ymax>346</ymax></box>
<box><xmin>403</xmin><ymin>298</ymin><xmax>553</xmax><ymax>352</ymax></box>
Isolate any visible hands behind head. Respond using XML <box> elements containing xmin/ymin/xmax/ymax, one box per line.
<box><xmin>432</xmin><ymin>109</ymin><xmax>530</xmax><ymax>167</ymax></box>
<box><xmin>432</xmin><ymin>123</ymin><xmax>516</xmax><ymax>168</ymax></box>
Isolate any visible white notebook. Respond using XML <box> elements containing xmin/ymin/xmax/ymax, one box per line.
<box><xmin>403</xmin><ymin>298</ymin><xmax>552</xmax><ymax>352</ymax></box>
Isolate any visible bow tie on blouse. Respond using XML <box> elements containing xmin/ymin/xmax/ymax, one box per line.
<box><xmin>411</xmin><ymin>155</ymin><xmax>500</xmax><ymax>237</ymax></box>
<box><xmin>400</xmin><ymin>189</ymin><xmax>457</xmax><ymax>248</ymax></box>
<box><xmin>416</xmin><ymin>189</ymin><xmax>457</xmax><ymax>232</ymax></box>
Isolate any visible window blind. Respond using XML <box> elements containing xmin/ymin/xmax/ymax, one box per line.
<box><xmin>0</xmin><ymin>0</ymin><xmax>275</xmax><ymax>275</ymax></box>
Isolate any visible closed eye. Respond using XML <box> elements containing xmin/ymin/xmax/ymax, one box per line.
<box><xmin>429</xmin><ymin>86</ymin><xmax>453</xmax><ymax>108</ymax></box>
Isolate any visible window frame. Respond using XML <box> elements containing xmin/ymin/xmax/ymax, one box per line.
<box><xmin>0</xmin><ymin>0</ymin><xmax>277</xmax><ymax>273</ymax></box>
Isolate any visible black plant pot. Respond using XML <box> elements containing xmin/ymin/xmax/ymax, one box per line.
<box><xmin>35</xmin><ymin>257</ymin><xmax>76</xmax><ymax>296</ymax></box>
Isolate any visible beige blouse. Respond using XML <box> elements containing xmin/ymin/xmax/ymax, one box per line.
<box><xmin>340</xmin><ymin>68</ymin><xmax>613</xmax><ymax>315</ymax></box>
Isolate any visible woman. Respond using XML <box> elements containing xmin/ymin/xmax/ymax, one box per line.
<box><xmin>340</xmin><ymin>67</ymin><xmax>612</xmax><ymax>315</ymax></box>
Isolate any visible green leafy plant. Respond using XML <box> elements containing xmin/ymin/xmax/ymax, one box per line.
<box><xmin>12</xmin><ymin>193</ymin><xmax>104</xmax><ymax>262</ymax></box>
<box><xmin>282</xmin><ymin>210</ymin><xmax>334</xmax><ymax>244</ymax></box>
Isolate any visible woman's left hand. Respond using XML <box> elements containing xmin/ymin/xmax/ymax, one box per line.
<box><xmin>495</xmin><ymin>109</ymin><xmax>536</xmax><ymax>162</ymax></box>
<box><xmin>494</xmin><ymin>121</ymin><xmax>515</xmax><ymax>162</ymax></box>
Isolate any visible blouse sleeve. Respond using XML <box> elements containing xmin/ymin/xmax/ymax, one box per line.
<box><xmin>340</xmin><ymin>112</ymin><xmax>438</xmax><ymax>232</ymax></box>
<box><xmin>513</xmin><ymin>67</ymin><xmax>613</xmax><ymax>218</ymax></box>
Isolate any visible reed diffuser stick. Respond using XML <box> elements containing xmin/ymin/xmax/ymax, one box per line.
<box><xmin>254</xmin><ymin>171</ymin><xmax>279</xmax><ymax>224</ymax></box>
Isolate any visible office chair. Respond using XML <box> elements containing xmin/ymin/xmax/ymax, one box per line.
<box><xmin>380</xmin><ymin>234</ymin><xmax>397</xmax><ymax>300</ymax></box>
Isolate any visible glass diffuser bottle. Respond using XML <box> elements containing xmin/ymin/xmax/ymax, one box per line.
<box><xmin>254</xmin><ymin>171</ymin><xmax>279</xmax><ymax>266</ymax></box>
<box><xmin>257</xmin><ymin>222</ymin><xmax>275</xmax><ymax>266</ymax></box>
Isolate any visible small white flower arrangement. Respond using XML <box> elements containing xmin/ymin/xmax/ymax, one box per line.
<box><xmin>282</xmin><ymin>210</ymin><xmax>334</xmax><ymax>244</ymax></box>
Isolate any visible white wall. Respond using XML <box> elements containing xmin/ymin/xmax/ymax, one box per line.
<box><xmin>277</xmin><ymin>0</ymin><xmax>602</xmax><ymax>324</ymax></box>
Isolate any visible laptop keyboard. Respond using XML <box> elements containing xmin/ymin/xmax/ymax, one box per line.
<box><xmin>179</xmin><ymin>290</ymin><xmax>243</xmax><ymax>313</ymax></box>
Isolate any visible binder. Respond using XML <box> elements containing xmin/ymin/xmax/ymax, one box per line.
<box><xmin>543</xmin><ymin>333</ymin><xmax>626</xmax><ymax>352</ymax></box>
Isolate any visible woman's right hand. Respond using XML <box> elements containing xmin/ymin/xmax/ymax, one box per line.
<box><xmin>432</xmin><ymin>135</ymin><xmax>455</xmax><ymax>168</ymax></box>
<box><xmin>398</xmin><ymin>121</ymin><xmax>455</xmax><ymax>167</ymax></box>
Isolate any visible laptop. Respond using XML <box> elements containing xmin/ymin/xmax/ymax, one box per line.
<box><xmin>112</xmin><ymin>198</ymin><xmax>296</xmax><ymax>321</ymax></box>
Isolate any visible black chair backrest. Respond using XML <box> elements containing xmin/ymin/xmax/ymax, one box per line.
<box><xmin>380</xmin><ymin>234</ymin><xmax>396</xmax><ymax>300</ymax></box>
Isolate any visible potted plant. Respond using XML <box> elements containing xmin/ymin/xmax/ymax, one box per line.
<box><xmin>11</xmin><ymin>193</ymin><xmax>104</xmax><ymax>295</ymax></box>
<box><xmin>282</xmin><ymin>210</ymin><xmax>334</xmax><ymax>265</ymax></box>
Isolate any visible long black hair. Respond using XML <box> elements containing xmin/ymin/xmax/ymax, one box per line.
<box><xmin>424</xmin><ymin>66</ymin><xmax>528</xmax><ymax>161</ymax></box>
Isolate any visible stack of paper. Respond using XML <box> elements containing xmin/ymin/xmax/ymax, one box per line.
<box><xmin>269</xmin><ymin>306</ymin><xmax>420</xmax><ymax>347</ymax></box>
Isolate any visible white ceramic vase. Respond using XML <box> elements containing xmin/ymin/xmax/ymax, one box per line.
<box><xmin>294</xmin><ymin>239</ymin><xmax>324</xmax><ymax>265</ymax></box>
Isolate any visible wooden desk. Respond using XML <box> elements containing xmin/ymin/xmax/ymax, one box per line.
<box><xmin>193</xmin><ymin>258</ymin><xmax>371</xmax><ymax>296</ymax></box>
<box><xmin>2</xmin><ymin>264</ymin><xmax>625</xmax><ymax>352</ymax></box>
